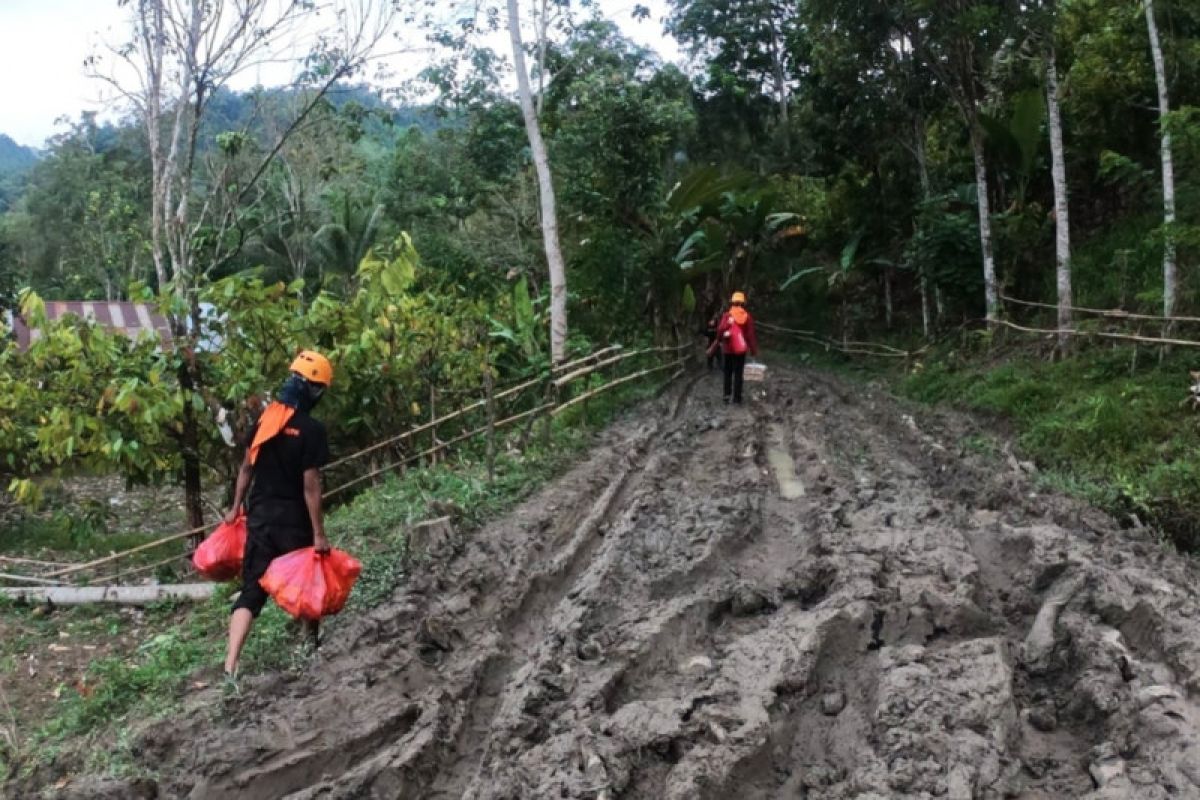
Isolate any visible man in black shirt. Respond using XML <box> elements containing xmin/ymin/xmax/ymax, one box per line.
<box><xmin>222</xmin><ymin>350</ymin><xmax>334</xmax><ymax>680</ymax></box>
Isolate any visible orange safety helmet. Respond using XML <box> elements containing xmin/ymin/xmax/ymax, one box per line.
<box><xmin>731</xmin><ymin>291</ymin><xmax>747</xmax><ymax>304</ymax></box>
<box><xmin>290</xmin><ymin>350</ymin><xmax>334</xmax><ymax>386</ymax></box>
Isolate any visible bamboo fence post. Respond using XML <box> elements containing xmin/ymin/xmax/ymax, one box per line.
<box><xmin>581</xmin><ymin>364</ymin><xmax>591</xmax><ymax>428</ymax></box>
<box><xmin>429</xmin><ymin>385</ymin><xmax>438</xmax><ymax>467</ymax></box>
<box><xmin>485</xmin><ymin>364</ymin><xmax>496</xmax><ymax>483</ymax></box>
<box><xmin>543</xmin><ymin>373</ymin><xmax>555</xmax><ymax>450</ymax></box>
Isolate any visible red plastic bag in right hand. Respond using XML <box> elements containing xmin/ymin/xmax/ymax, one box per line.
<box><xmin>192</xmin><ymin>513</ymin><xmax>247</xmax><ymax>582</ymax></box>
<box><xmin>259</xmin><ymin>547</ymin><xmax>362</xmax><ymax>620</ymax></box>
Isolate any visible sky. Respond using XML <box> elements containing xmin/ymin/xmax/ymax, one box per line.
<box><xmin>0</xmin><ymin>0</ymin><xmax>683</xmax><ymax>149</ymax></box>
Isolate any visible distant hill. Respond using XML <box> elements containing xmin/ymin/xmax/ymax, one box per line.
<box><xmin>0</xmin><ymin>134</ymin><xmax>37</xmax><ymax>176</ymax></box>
<box><xmin>199</xmin><ymin>84</ymin><xmax>440</xmax><ymax>148</ymax></box>
<box><xmin>0</xmin><ymin>134</ymin><xmax>38</xmax><ymax>212</ymax></box>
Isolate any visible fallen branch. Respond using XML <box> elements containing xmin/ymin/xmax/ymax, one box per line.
<box><xmin>0</xmin><ymin>584</ymin><xmax>215</xmax><ymax>606</ymax></box>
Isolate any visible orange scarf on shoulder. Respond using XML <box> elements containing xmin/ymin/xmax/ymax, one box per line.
<box><xmin>248</xmin><ymin>401</ymin><xmax>295</xmax><ymax>465</ymax></box>
<box><xmin>728</xmin><ymin>306</ymin><xmax>749</xmax><ymax>326</ymax></box>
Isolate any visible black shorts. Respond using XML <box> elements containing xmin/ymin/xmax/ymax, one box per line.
<box><xmin>232</xmin><ymin>517</ymin><xmax>313</xmax><ymax>617</ymax></box>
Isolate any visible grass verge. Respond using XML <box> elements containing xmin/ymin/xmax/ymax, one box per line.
<box><xmin>897</xmin><ymin>343</ymin><xmax>1200</xmax><ymax>550</ymax></box>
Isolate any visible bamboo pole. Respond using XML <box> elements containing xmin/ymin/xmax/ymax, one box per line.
<box><xmin>0</xmin><ymin>555</ymin><xmax>72</xmax><ymax>568</ymax></box>
<box><xmin>325</xmin><ymin>404</ymin><xmax>552</xmax><ymax>499</ymax></box>
<box><xmin>552</xmin><ymin>358</ymin><xmax>686</xmax><ymax>417</ymax></box>
<box><xmin>0</xmin><ymin>572</ymin><xmax>68</xmax><ymax>586</ymax></box>
<box><xmin>993</xmin><ymin>318</ymin><xmax>1200</xmax><ymax>349</ymax></box>
<box><xmin>551</xmin><ymin>344</ymin><xmax>624</xmax><ymax>374</ymax></box>
<box><xmin>43</xmin><ymin>524</ymin><xmax>210</xmax><ymax>580</ymax></box>
<box><xmin>324</xmin><ymin>374</ymin><xmax>543</xmax><ymax>471</ymax></box>
<box><xmin>755</xmin><ymin>321</ymin><xmax>818</xmax><ymax>337</ymax></box>
<box><xmin>552</xmin><ymin>347</ymin><xmax>668</xmax><ymax>388</ymax></box>
<box><xmin>88</xmin><ymin>553</ymin><xmax>190</xmax><ymax>586</ymax></box>
<box><xmin>759</xmin><ymin>327</ymin><xmax>916</xmax><ymax>358</ymax></box>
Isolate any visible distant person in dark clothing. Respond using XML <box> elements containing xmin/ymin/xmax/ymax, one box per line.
<box><xmin>700</xmin><ymin>314</ymin><xmax>723</xmax><ymax>371</ymax></box>
<box><xmin>716</xmin><ymin>292</ymin><xmax>758</xmax><ymax>404</ymax></box>
<box><xmin>222</xmin><ymin>350</ymin><xmax>334</xmax><ymax>683</ymax></box>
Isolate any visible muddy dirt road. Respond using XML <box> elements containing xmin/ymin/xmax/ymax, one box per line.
<box><xmin>47</xmin><ymin>365</ymin><xmax>1200</xmax><ymax>798</ymax></box>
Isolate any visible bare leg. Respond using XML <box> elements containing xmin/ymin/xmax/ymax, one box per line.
<box><xmin>225</xmin><ymin>608</ymin><xmax>255</xmax><ymax>674</ymax></box>
<box><xmin>303</xmin><ymin>619</ymin><xmax>320</xmax><ymax>649</ymax></box>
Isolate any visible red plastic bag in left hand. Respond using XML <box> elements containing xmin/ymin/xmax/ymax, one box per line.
<box><xmin>259</xmin><ymin>547</ymin><xmax>362</xmax><ymax>620</ymax></box>
<box><xmin>192</xmin><ymin>513</ymin><xmax>247</xmax><ymax>582</ymax></box>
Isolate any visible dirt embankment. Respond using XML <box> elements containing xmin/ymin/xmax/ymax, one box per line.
<box><xmin>27</xmin><ymin>365</ymin><xmax>1200</xmax><ymax>799</ymax></box>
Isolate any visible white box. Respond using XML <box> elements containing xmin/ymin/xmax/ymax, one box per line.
<box><xmin>744</xmin><ymin>362</ymin><xmax>767</xmax><ymax>382</ymax></box>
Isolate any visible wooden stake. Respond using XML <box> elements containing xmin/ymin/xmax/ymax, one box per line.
<box><xmin>485</xmin><ymin>364</ymin><xmax>496</xmax><ymax>483</ymax></box>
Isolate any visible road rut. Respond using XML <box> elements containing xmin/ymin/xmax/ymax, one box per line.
<box><xmin>38</xmin><ymin>365</ymin><xmax>1200</xmax><ymax>799</ymax></box>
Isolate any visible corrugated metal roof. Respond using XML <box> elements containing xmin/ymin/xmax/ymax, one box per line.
<box><xmin>11</xmin><ymin>301</ymin><xmax>173</xmax><ymax>350</ymax></box>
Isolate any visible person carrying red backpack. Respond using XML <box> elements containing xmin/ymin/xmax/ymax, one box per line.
<box><xmin>716</xmin><ymin>291</ymin><xmax>758</xmax><ymax>404</ymax></box>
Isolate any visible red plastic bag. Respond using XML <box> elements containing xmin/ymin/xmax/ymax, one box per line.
<box><xmin>192</xmin><ymin>513</ymin><xmax>247</xmax><ymax>582</ymax></box>
<box><xmin>727</xmin><ymin>322</ymin><xmax>748</xmax><ymax>354</ymax></box>
<box><xmin>259</xmin><ymin>547</ymin><xmax>362</xmax><ymax>620</ymax></box>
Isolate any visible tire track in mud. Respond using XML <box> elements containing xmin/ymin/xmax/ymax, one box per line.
<box><xmin>34</xmin><ymin>365</ymin><xmax>1200</xmax><ymax>800</ymax></box>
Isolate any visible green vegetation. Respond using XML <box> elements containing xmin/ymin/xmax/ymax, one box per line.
<box><xmin>901</xmin><ymin>345</ymin><xmax>1200</xmax><ymax>550</ymax></box>
<box><xmin>0</xmin><ymin>513</ymin><xmax>175</xmax><ymax>567</ymax></box>
<box><xmin>1</xmin><ymin>0</ymin><xmax>1200</xmax><ymax>777</ymax></box>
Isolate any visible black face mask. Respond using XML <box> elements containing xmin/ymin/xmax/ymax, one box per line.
<box><xmin>278</xmin><ymin>373</ymin><xmax>325</xmax><ymax>412</ymax></box>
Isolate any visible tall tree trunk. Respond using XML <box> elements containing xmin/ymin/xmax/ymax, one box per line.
<box><xmin>177</xmin><ymin>352</ymin><xmax>205</xmax><ymax>540</ymax></box>
<box><xmin>1046</xmin><ymin>45</ymin><xmax>1072</xmax><ymax>350</ymax></box>
<box><xmin>507</xmin><ymin>0</ymin><xmax>568</xmax><ymax>363</ymax></box>
<box><xmin>884</xmin><ymin>267</ymin><xmax>894</xmax><ymax>329</ymax></box>
<box><xmin>970</xmin><ymin>122</ymin><xmax>999</xmax><ymax>323</ymax></box>
<box><xmin>768</xmin><ymin>16</ymin><xmax>789</xmax><ymax>130</ymax></box>
<box><xmin>914</xmin><ymin>117</ymin><xmax>933</xmax><ymax>337</ymax></box>
<box><xmin>1144</xmin><ymin>0</ymin><xmax>1177</xmax><ymax>320</ymax></box>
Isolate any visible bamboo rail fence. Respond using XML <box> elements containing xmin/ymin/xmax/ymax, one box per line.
<box><xmin>756</xmin><ymin>321</ymin><xmax>926</xmax><ymax>359</ymax></box>
<box><xmin>1000</xmin><ymin>294</ymin><xmax>1200</xmax><ymax>325</ymax></box>
<box><xmin>997</xmin><ymin>295</ymin><xmax>1200</xmax><ymax>349</ymax></box>
<box><xmin>3</xmin><ymin>341</ymin><xmax>696</xmax><ymax>591</ymax></box>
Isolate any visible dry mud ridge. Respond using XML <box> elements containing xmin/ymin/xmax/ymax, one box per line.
<box><xmin>39</xmin><ymin>366</ymin><xmax>1200</xmax><ymax>799</ymax></box>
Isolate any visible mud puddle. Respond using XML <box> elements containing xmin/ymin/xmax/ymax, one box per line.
<box><xmin>21</xmin><ymin>365</ymin><xmax>1200</xmax><ymax>800</ymax></box>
